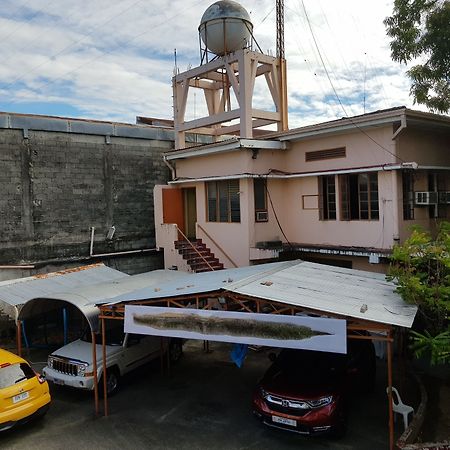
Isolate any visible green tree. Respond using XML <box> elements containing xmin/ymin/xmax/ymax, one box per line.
<box><xmin>384</xmin><ymin>0</ymin><xmax>450</xmax><ymax>113</ymax></box>
<box><xmin>388</xmin><ymin>222</ymin><xmax>450</xmax><ymax>364</ymax></box>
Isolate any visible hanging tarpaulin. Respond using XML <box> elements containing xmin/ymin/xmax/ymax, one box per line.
<box><xmin>124</xmin><ymin>306</ymin><xmax>347</xmax><ymax>353</ymax></box>
<box><xmin>230</xmin><ymin>343</ymin><xmax>249</xmax><ymax>368</ymax></box>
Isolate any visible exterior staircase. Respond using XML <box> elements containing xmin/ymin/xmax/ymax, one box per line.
<box><xmin>174</xmin><ymin>239</ymin><xmax>224</xmax><ymax>273</ymax></box>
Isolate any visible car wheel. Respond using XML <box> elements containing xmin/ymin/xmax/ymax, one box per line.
<box><xmin>99</xmin><ymin>369</ymin><xmax>120</xmax><ymax>397</ymax></box>
<box><xmin>169</xmin><ymin>340</ymin><xmax>183</xmax><ymax>363</ymax></box>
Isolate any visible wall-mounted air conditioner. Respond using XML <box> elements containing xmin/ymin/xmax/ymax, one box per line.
<box><xmin>438</xmin><ymin>192</ymin><xmax>450</xmax><ymax>204</ymax></box>
<box><xmin>415</xmin><ymin>191</ymin><xmax>438</xmax><ymax>205</ymax></box>
<box><xmin>255</xmin><ymin>211</ymin><xmax>268</xmax><ymax>222</ymax></box>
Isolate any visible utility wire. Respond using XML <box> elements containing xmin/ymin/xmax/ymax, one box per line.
<box><xmin>2</xmin><ymin>0</ymin><xmax>147</xmax><ymax>91</ymax></box>
<box><xmin>24</xmin><ymin>0</ymin><xmax>205</xmax><ymax>96</ymax></box>
<box><xmin>0</xmin><ymin>0</ymin><xmax>56</xmax><ymax>44</ymax></box>
<box><xmin>254</xmin><ymin>6</ymin><xmax>276</xmax><ymax>29</ymax></box>
<box><xmin>300</xmin><ymin>0</ymin><xmax>405</xmax><ymax>163</ymax></box>
<box><xmin>1</xmin><ymin>0</ymin><xmax>205</xmax><ymax>98</ymax></box>
<box><xmin>286</xmin><ymin>19</ymin><xmax>337</xmax><ymax>119</ymax></box>
<box><xmin>263</xmin><ymin>178</ymin><xmax>294</xmax><ymax>251</ymax></box>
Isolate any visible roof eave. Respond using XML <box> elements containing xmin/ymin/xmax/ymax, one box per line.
<box><xmin>164</xmin><ymin>138</ymin><xmax>287</xmax><ymax>161</ymax></box>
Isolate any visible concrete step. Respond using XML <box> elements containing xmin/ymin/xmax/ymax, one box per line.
<box><xmin>187</xmin><ymin>256</ymin><xmax>219</xmax><ymax>266</ymax></box>
<box><xmin>195</xmin><ymin>264</ymin><xmax>224</xmax><ymax>273</ymax></box>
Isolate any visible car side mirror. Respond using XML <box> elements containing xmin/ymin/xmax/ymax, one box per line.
<box><xmin>268</xmin><ymin>352</ymin><xmax>277</xmax><ymax>362</ymax></box>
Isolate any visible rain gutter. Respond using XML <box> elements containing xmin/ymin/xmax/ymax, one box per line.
<box><xmin>168</xmin><ymin>162</ymin><xmax>419</xmax><ymax>184</ymax></box>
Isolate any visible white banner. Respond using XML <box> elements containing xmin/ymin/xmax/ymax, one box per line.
<box><xmin>124</xmin><ymin>305</ymin><xmax>347</xmax><ymax>353</ymax></box>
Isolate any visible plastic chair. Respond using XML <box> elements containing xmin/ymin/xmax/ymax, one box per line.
<box><xmin>386</xmin><ymin>387</ymin><xmax>414</xmax><ymax>430</ymax></box>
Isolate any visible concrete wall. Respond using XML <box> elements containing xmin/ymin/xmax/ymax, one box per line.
<box><xmin>0</xmin><ymin>123</ymin><xmax>172</xmax><ymax>278</ymax></box>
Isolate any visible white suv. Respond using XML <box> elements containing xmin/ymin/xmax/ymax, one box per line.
<box><xmin>43</xmin><ymin>325</ymin><xmax>182</xmax><ymax>395</ymax></box>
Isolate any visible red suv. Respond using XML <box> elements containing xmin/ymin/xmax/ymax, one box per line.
<box><xmin>252</xmin><ymin>337</ymin><xmax>376</xmax><ymax>437</ymax></box>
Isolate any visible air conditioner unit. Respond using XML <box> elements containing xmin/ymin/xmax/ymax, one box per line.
<box><xmin>438</xmin><ymin>191</ymin><xmax>450</xmax><ymax>204</ymax></box>
<box><xmin>414</xmin><ymin>191</ymin><xmax>438</xmax><ymax>205</ymax></box>
<box><xmin>255</xmin><ymin>211</ymin><xmax>268</xmax><ymax>222</ymax></box>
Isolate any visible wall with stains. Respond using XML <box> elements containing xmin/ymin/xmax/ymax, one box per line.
<box><xmin>0</xmin><ymin>115</ymin><xmax>172</xmax><ymax>279</ymax></box>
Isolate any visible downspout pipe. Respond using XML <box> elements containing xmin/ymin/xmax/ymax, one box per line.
<box><xmin>392</xmin><ymin>113</ymin><xmax>407</xmax><ymax>140</ymax></box>
<box><xmin>163</xmin><ymin>155</ymin><xmax>176</xmax><ymax>180</ymax></box>
<box><xmin>89</xmin><ymin>227</ymin><xmax>158</xmax><ymax>258</ymax></box>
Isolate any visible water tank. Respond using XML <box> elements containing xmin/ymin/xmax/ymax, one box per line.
<box><xmin>199</xmin><ymin>1</ymin><xmax>253</xmax><ymax>56</ymax></box>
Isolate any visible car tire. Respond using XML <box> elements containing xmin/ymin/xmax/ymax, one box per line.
<box><xmin>169</xmin><ymin>340</ymin><xmax>183</xmax><ymax>363</ymax></box>
<box><xmin>99</xmin><ymin>368</ymin><xmax>120</xmax><ymax>397</ymax></box>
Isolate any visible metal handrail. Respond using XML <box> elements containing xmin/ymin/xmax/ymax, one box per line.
<box><xmin>197</xmin><ymin>223</ymin><xmax>238</xmax><ymax>268</ymax></box>
<box><xmin>175</xmin><ymin>225</ymin><xmax>215</xmax><ymax>271</ymax></box>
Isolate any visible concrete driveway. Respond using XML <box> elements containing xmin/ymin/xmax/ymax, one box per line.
<box><xmin>1</xmin><ymin>341</ymin><xmax>389</xmax><ymax>449</ymax></box>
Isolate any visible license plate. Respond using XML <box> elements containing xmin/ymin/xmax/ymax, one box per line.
<box><xmin>272</xmin><ymin>415</ymin><xmax>296</xmax><ymax>427</ymax></box>
<box><xmin>53</xmin><ymin>378</ymin><xmax>64</xmax><ymax>386</ymax></box>
<box><xmin>12</xmin><ymin>392</ymin><xmax>29</xmax><ymax>404</ymax></box>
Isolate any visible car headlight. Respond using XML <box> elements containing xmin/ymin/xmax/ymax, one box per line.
<box><xmin>259</xmin><ymin>387</ymin><xmax>268</xmax><ymax>398</ymax></box>
<box><xmin>77</xmin><ymin>364</ymin><xmax>87</xmax><ymax>376</ymax></box>
<box><xmin>308</xmin><ymin>396</ymin><xmax>333</xmax><ymax>408</ymax></box>
<box><xmin>47</xmin><ymin>357</ymin><xmax>54</xmax><ymax>369</ymax></box>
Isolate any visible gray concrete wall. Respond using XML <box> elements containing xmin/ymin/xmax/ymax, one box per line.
<box><xmin>0</xmin><ymin>124</ymin><xmax>173</xmax><ymax>277</ymax></box>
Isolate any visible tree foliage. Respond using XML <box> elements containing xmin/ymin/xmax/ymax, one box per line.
<box><xmin>388</xmin><ymin>222</ymin><xmax>450</xmax><ymax>364</ymax></box>
<box><xmin>384</xmin><ymin>0</ymin><xmax>450</xmax><ymax>113</ymax></box>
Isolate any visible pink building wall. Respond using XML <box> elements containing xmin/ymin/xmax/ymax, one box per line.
<box><xmin>155</xmin><ymin>119</ymin><xmax>449</xmax><ymax>270</ymax></box>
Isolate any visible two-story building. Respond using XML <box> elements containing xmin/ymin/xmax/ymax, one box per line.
<box><xmin>154</xmin><ymin>106</ymin><xmax>450</xmax><ymax>273</ymax></box>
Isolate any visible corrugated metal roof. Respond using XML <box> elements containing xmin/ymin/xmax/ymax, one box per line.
<box><xmin>224</xmin><ymin>261</ymin><xmax>416</xmax><ymax>328</ymax></box>
<box><xmin>0</xmin><ymin>264</ymin><xmax>126</xmax><ymax>309</ymax></box>
<box><xmin>106</xmin><ymin>261</ymin><xmax>417</xmax><ymax>328</ymax></box>
<box><xmin>16</xmin><ymin>268</ymin><xmax>187</xmax><ymax>331</ymax></box>
<box><xmin>106</xmin><ymin>262</ymin><xmax>292</xmax><ymax>305</ymax></box>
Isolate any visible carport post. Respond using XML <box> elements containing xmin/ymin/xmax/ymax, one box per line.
<box><xmin>387</xmin><ymin>330</ymin><xmax>394</xmax><ymax>450</ymax></box>
<box><xmin>92</xmin><ymin>330</ymin><xmax>99</xmax><ymax>416</ymax></box>
<box><xmin>101</xmin><ymin>317</ymin><xmax>108</xmax><ymax>417</ymax></box>
<box><xmin>16</xmin><ymin>320</ymin><xmax>22</xmax><ymax>357</ymax></box>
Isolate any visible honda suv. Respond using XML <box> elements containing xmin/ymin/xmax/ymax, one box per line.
<box><xmin>252</xmin><ymin>335</ymin><xmax>376</xmax><ymax>437</ymax></box>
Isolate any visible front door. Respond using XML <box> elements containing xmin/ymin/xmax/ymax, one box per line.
<box><xmin>183</xmin><ymin>188</ymin><xmax>197</xmax><ymax>240</ymax></box>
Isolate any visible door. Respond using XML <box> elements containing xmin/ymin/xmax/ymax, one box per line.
<box><xmin>162</xmin><ymin>188</ymin><xmax>184</xmax><ymax>237</ymax></box>
<box><xmin>183</xmin><ymin>188</ymin><xmax>197</xmax><ymax>240</ymax></box>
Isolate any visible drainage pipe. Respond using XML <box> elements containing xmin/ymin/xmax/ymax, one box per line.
<box><xmin>89</xmin><ymin>227</ymin><xmax>158</xmax><ymax>258</ymax></box>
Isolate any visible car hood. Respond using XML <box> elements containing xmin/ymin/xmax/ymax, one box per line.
<box><xmin>261</xmin><ymin>369</ymin><xmax>344</xmax><ymax>400</ymax></box>
<box><xmin>50</xmin><ymin>339</ymin><xmax>122</xmax><ymax>365</ymax></box>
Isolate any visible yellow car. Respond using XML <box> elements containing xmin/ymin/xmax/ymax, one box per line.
<box><xmin>0</xmin><ymin>348</ymin><xmax>51</xmax><ymax>431</ymax></box>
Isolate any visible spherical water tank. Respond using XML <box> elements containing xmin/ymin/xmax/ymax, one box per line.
<box><xmin>199</xmin><ymin>1</ymin><xmax>253</xmax><ymax>56</ymax></box>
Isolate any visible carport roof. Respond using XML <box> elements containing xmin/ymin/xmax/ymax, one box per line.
<box><xmin>16</xmin><ymin>268</ymin><xmax>187</xmax><ymax>331</ymax></box>
<box><xmin>0</xmin><ymin>264</ymin><xmax>125</xmax><ymax>309</ymax></box>
<box><xmin>104</xmin><ymin>260</ymin><xmax>417</xmax><ymax>329</ymax></box>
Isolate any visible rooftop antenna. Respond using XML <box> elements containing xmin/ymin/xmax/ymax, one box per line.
<box><xmin>276</xmin><ymin>0</ymin><xmax>285</xmax><ymax>60</ymax></box>
<box><xmin>276</xmin><ymin>0</ymin><xmax>288</xmax><ymax>130</ymax></box>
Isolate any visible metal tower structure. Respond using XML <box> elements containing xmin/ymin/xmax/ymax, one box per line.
<box><xmin>276</xmin><ymin>0</ymin><xmax>285</xmax><ymax>59</ymax></box>
<box><xmin>276</xmin><ymin>0</ymin><xmax>288</xmax><ymax>131</ymax></box>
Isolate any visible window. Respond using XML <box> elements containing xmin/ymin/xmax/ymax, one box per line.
<box><xmin>207</xmin><ymin>180</ymin><xmax>240</xmax><ymax>223</ymax></box>
<box><xmin>254</xmin><ymin>179</ymin><xmax>268</xmax><ymax>222</ymax></box>
<box><xmin>340</xmin><ymin>172</ymin><xmax>379</xmax><ymax>220</ymax></box>
<box><xmin>402</xmin><ymin>171</ymin><xmax>415</xmax><ymax>220</ymax></box>
<box><xmin>318</xmin><ymin>175</ymin><xmax>336</xmax><ymax>220</ymax></box>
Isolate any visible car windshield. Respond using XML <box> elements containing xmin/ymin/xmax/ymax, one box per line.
<box><xmin>0</xmin><ymin>363</ymin><xmax>35</xmax><ymax>389</ymax></box>
<box><xmin>273</xmin><ymin>349</ymin><xmax>346</xmax><ymax>382</ymax></box>
<box><xmin>80</xmin><ymin>323</ymin><xmax>124</xmax><ymax>346</ymax></box>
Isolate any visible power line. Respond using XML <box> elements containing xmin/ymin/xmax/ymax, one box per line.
<box><xmin>0</xmin><ymin>0</ymin><xmax>56</xmax><ymax>44</ymax></box>
<box><xmin>299</xmin><ymin>0</ymin><xmax>405</xmax><ymax>163</ymax></box>
<box><xmin>2</xmin><ymin>0</ymin><xmax>147</xmax><ymax>91</ymax></box>
<box><xmin>5</xmin><ymin>0</ymin><xmax>205</xmax><ymax>97</ymax></box>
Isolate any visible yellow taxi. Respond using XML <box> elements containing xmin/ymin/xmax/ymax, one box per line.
<box><xmin>0</xmin><ymin>348</ymin><xmax>51</xmax><ymax>431</ymax></box>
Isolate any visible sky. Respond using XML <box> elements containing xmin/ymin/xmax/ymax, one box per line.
<box><xmin>0</xmin><ymin>0</ymin><xmax>426</xmax><ymax>129</ymax></box>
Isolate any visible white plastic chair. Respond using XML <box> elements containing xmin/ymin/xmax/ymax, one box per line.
<box><xmin>386</xmin><ymin>386</ymin><xmax>414</xmax><ymax>430</ymax></box>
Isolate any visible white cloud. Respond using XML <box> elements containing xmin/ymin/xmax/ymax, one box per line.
<box><xmin>0</xmin><ymin>0</ymin><xmax>425</xmax><ymax>127</ymax></box>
